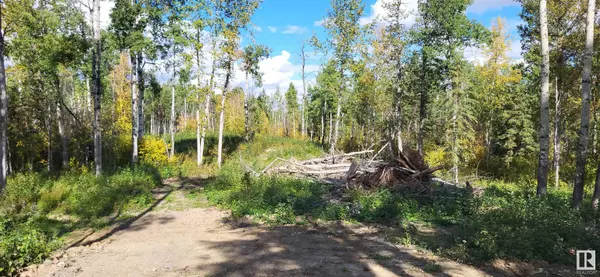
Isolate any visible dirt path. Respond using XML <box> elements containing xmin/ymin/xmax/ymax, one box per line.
<box><xmin>22</xmin><ymin>184</ymin><xmax>502</xmax><ymax>277</ymax></box>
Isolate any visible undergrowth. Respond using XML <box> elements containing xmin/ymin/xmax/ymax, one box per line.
<box><xmin>0</xmin><ymin>166</ymin><xmax>162</xmax><ymax>276</ymax></box>
<box><xmin>204</xmin><ymin>135</ymin><xmax>600</xmax><ymax>267</ymax></box>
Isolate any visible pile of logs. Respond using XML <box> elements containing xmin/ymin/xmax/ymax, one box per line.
<box><xmin>262</xmin><ymin>148</ymin><xmax>445</xmax><ymax>192</ymax></box>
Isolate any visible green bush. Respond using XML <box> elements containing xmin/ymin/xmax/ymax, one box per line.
<box><xmin>0</xmin><ymin>218</ymin><xmax>55</xmax><ymax>276</ymax></box>
<box><xmin>0</xmin><ymin>173</ymin><xmax>48</xmax><ymax>215</ymax></box>
<box><xmin>0</xmin><ymin>166</ymin><xmax>164</xmax><ymax>275</ymax></box>
<box><xmin>37</xmin><ymin>182</ymin><xmax>69</xmax><ymax>213</ymax></box>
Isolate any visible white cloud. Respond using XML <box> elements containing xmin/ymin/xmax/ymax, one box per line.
<box><xmin>281</xmin><ymin>25</ymin><xmax>308</xmax><ymax>35</ymax></box>
<box><xmin>314</xmin><ymin>19</ymin><xmax>325</xmax><ymax>27</ymax></box>
<box><xmin>507</xmin><ymin>40</ymin><xmax>524</xmax><ymax>63</ymax></box>
<box><xmin>463</xmin><ymin>39</ymin><xmax>524</xmax><ymax>65</ymax></box>
<box><xmin>359</xmin><ymin>0</ymin><xmax>418</xmax><ymax>27</ymax></box>
<box><xmin>227</xmin><ymin>50</ymin><xmax>319</xmax><ymax>97</ymax></box>
<box><xmin>253</xmin><ymin>26</ymin><xmax>263</xmax><ymax>32</ymax></box>
<box><xmin>467</xmin><ymin>0</ymin><xmax>520</xmax><ymax>14</ymax></box>
<box><xmin>463</xmin><ymin>46</ymin><xmax>486</xmax><ymax>65</ymax></box>
<box><xmin>268</xmin><ymin>26</ymin><xmax>277</xmax><ymax>33</ymax></box>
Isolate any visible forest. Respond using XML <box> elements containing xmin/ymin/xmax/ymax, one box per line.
<box><xmin>0</xmin><ymin>0</ymin><xmax>599</xmax><ymax>276</ymax></box>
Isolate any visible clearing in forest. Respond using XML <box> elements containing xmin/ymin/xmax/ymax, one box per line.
<box><xmin>22</xmin><ymin>180</ymin><xmax>503</xmax><ymax>277</ymax></box>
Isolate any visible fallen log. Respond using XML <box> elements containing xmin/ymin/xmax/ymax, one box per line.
<box><xmin>300</xmin><ymin>150</ymin><xmax>374</xmax><ymax>165</ymax></box>
<box><xmin>411</xmin><ymin>165</ymin><xmax>444</xmax><ymax>179</ymax></box>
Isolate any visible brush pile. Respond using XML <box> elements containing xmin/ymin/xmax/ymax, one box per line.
<box><xmin>263</xmin><ymin>148</ymin><xmax>445</xmax><ymax>192</ymax></box>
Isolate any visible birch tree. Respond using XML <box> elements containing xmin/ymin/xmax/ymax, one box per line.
<box><xmin>91</xmin><ymin>0</ymin><xmax>102</xmax><ymax>176</ymax></box>
<box><xmin>536</xmin><ymin>0</ymin><xmax>550</xmax><ymax>196</ymax></box>
<box><xmin>0</xmin><ymin>2</ymin><xmax>8</xmax><ymax>192</ymax></box>
<box><xmin>215</xmin><ymin>0</ymin><xmax>261</xmax><ymax>168</ymax></box>
<box><xmin>574</xmin><ymin>0</ymin><xmax>596</xmax><ymax>208</ymax></box>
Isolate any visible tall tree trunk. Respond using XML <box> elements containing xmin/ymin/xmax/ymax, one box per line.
<box><xmin>418</xmin><ymin>52</ymin><xmax>427</xmax><ymax>155</ymax></box>
<box><xmin>301</xmin><ymin>42</ymin><xmax>307</xmax><ymax>137</ymax></box>
<box><xmin>184</xmin><ymin>96</ymin><xmax>187</xmax><ymax>129</ymax></box>
<box><xmin>92</xmin><ymin>0</ymin><xmax>102</xmax><ymax>176</ymax></box>
<box><xmin>150</xmin><ymin>112</ymin><xmax>154</xmax><ymax>135</ymax></box>
<box><xmin>200</xmin><ymin>93</ymin><xmax>210</xmax><ymax>166</ymax></box>
<box><xmin>321</xmin><ymin>102</ymin><xmax>325</xmax><ymax>145</ymax></box>
<box><xmin>328</xmin><ymin>111</ymin><xmax>333</xmax><ymax>145</ymax></box>
<box><xmin>57</xmin><ymin>101</ymin><xmax>68</xmax><ymax>169</ymax></box>
<box><xmin>452</xmin><ymin>91</ymin><xmax>459</xmax><ymax>183</ymax></box>
<box><xmin>537</xmin><ymin>0</ymin><xmax>550</xmax><ymax>196</ymax></box>
<box><xmin>57</xmin><ymin>79</ymin><xmax>69</xmax><ymax>169</ymax></box>
<box><xmin>47</xmin><ymin>100</ymin><xmax>52</xmax><ymax>172</ymax></box>
<box><xmin>575</xmin><ymin>0</ymin><xmax>596</xmax><ymax>208</ymax></box>
<box><xmin>396</xmin><ymin>66</ymin><xmax>403</xmax><ymax>154</ymax></box>
<box><xmin>593</xmin><ymin>163</ymin><xmax>600</xmax><ymax>209</ymax></box>
<box><xmin>195</xmin><ymin>33</ymin><xmax>205</xmax><ymax>167</ymax></box>
<box><xmin>170</xmin><ymin>85</ymin><xmax>175</xmax><ymax>158</ymax></box>
<box><xmin>284</xmin><ymin>104</ymin><xmax>288</xmax><ymax>136</ymax></box>
<box><xmin>553</xmin><ymin>77</ymin><xmax>561</xmax><ymax>188</ymax></box>
<box><xmin>217</xmin><ymin>61</ymin><xmax>232</xmax><ymax>168</ymax></box>
<box><xmin>131</xmin><ymin>53</ymin><xmax>139</xmax><ymax>164</ymax></box>
<box><xmin>332</xmin><ymin>92</ymin><xmax>342</xmax><ymax>155</ymax></box>
<box><xmin>209</xmin><ymin>39</ymin><xmax>217</xmax><ymax>133</ymax></box>
<box><xmin>137</xmin><ymin>53</ymin><xmax>144</xmax><ymax>140</ymax></box>
<box><xmin>244</xmin><ymin>73</ymin><xmax>250</xmax><ymax>140</ymax></box>
<box><xmin>86</xmin><ymin>78</ymin><xmax>91</xmax><ymax>116</ymax></box>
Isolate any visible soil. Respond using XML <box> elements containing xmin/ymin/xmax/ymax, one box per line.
<box><xmin>19</xmin><ymin>179</ymin><xmax>567</xmax><ymax>277</ymax></box>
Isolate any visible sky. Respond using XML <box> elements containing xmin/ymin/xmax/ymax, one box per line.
<box><xmin>240</xmin><ymin>0</ymin><xmax>525</xmax><ymax>95</ymax></box>
<box><xmin>99</xmin><ymin>0</ymin><xmax>526</xmax><ymax>95</ymax></box>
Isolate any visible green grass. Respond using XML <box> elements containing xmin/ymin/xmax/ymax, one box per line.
<box><xmin>423</xmin><ymin>262</ymin><xmax>442</xmax><ymax>273</ymax></box>
<box><xmin>4</xmin><ymin>133</ymin><xmax>600</xmax><ymax>274</ymax></box>
<box><xmin>203</xmin><ymin>135</ymin><xmax>600</xmax><ymax>267</ymax></box>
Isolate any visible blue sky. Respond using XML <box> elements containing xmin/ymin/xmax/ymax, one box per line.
<box><xmin>238</xmin><ymin>0</ymin><xmax>526</xmax><ymax>95</ymax></box>
<box><xmin>99</xmin><ymin>0</ymin><xmax>526</xmax><ymax>94</ymax></box>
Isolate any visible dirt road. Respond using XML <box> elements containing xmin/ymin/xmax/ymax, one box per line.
<box><xmin>22</xmin><ymin>189</ymin><xmax>500</xmax><ymax>277</ymax></box>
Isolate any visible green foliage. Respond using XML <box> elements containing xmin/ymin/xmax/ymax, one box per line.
<box><xmin>0</xmin><ymin>218</ymin><xmax>55</xmax><ymax>276</ymax></box>
<box><xmin>203</xmin><ymin>136</ymin><xmax>600</xmax><ymax>265</ymax></box>
<box><xmin>0</xmin><ymin>167</ymin><xmax>162</xmax><ymax>274</ymax></box>
<box><xmin>0</xmin><ymin>173</ymin><xmax>49</xmax><ymax>215</ymax></box>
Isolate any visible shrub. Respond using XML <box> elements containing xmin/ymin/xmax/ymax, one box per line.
<box><xmin>37</xmin><ymin>182</ymin><xmax>69</xmax><ymax>213</ymax></box>
<box><xmin>0</xmin><ymin>173</ymin><xmax>48</xmax><ymax>215</ymax></box>
<box><xmin>0</xmin><ymin>218</ymin><xmax>55</xmax><ymax>276</ymax></box>
<box><xmin>139</xmin><ymin>136</ymin><xmax>169</xmax><ymax>167</ymax></box>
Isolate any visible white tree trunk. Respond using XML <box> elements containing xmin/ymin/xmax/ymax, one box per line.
<box><xmin>217</xmin><ymin>93</ymin><xmax>226</xmax><ymax>168</ymax></box>
<box><xmin>196</xmin><ymin>96</ymin><xmax>201</xmax><ymax>166</ymax></box>
<box><xmin>553</xmin><ymin>78</ymin><xmax>561</xmax><ymax>188</ymax></box>
<box><xmin>184</xmin><ymin>96</ymin><xmax>187</xmax><ymax>130</ymax></box>
<box><xmin>57</xmin><ymin>101</ymin><xmax>68</xmax><ymax>169</ymax></box>
<box><xmin>137</xmin><ymin>53</ymin><xmax>144</xmax><ymax>140</ymax></box>
<box><xmin>536</xmin><ymin>0</ymin><xmax>550</xmax><ymax>196</ymax></box>
<box><xmin>0</xmin><ymin>9</ymin><xmax>9</xmax><ymax>194</ymax></box>
<box><xmin>92</xmin><ymin>0</ymin><xmax>102</xmax><ymax>176</ymax></box>
<box><xmin>301</xmin><ymin>43</ymin><xmax>307</xmax><ymax>137</ymax></box>
<box><xmin>131</xmin><ymin>53</ymin><xmax>139</xmax><ymax>164</ymax></box>
<box><xmin>244</xmin><ymin>73</ymin><xmax>250</xmax><ymax>139</ymax></box>
<box><xmin>331</xmin><ymin>96</ymin><xmax>342</xmax><ymax>154</ymax></box>
<box><xmin>217</xmin><ymin>63</ymin><xmax>232</xmax><ymax>168</ymax></box>
<box><xmin>575</xmin><ymin>0</ymin><xmax>597</xmax><ymax>208</ymax></box>
<box><xmin>170</xmin><ymin>86</ymin><xmax>175</xmax><ymax>158</ymax></box>
<box><xmin>150</xmin><ymin>112</ymin><xmax>154</xmax><ymax>135</ymax></box>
